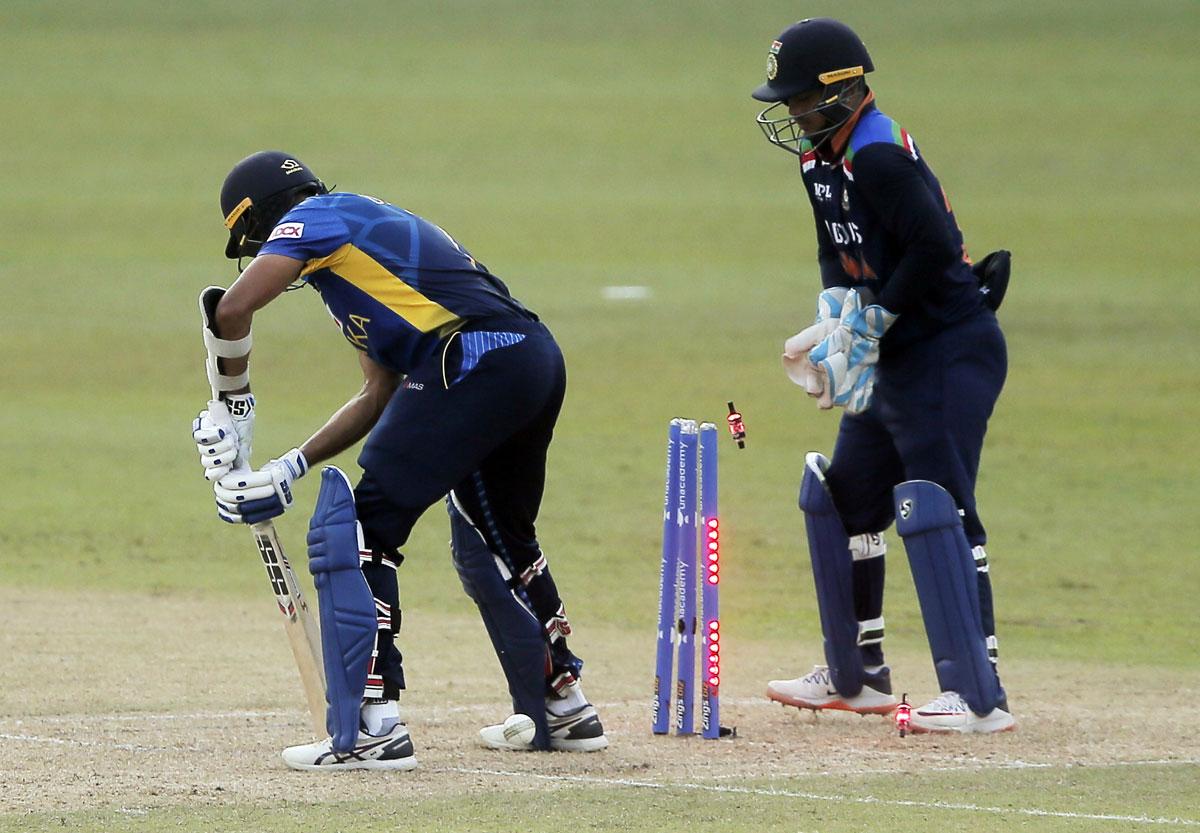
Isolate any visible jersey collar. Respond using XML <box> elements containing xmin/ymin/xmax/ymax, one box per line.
<box><xmin>817</xmin><ymin>91</ymin><xmax>876</xmax><ymax>163</ymax></box>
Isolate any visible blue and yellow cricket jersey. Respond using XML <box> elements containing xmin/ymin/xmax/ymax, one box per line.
<box><xmin>258</xmin><ymin>193</ymin><xmax>535</xmax><ymax>373</ymax></box>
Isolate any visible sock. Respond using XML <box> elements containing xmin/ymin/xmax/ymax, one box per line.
<box><xmin>547</xmin><ymin>681</ymin><xmax>587</xmax><ymax>716</ymax></box>
<box><xmin>361</xmin><ymin>698</ymin><xmax>400</xmax><ymax>735</ymax></box>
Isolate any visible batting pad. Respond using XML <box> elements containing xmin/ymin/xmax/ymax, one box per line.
<box><xmin>307</xmin><ymin>467</ymin><xmax>377</xmax><ymax>753</ymax></box>
<box><xmin>799</xmin><ymin>453</ymin><xmax>866</xmax><ymax>698</ymax></box>
<box><xmin>894</xmin><ymin>480</ymin><xmax>1002</xmax><ymax>715</ymax></box>
<box><xmin>447</xmin><ymin>494</ymin><xmax>551</xmax><ymax>750</ymax></box>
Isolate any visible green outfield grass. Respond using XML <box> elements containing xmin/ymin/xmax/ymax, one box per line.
<box><xmin>2</xmin><ymin>1</ymin><xmax>1197</xmax><ymax>830</ymax></box>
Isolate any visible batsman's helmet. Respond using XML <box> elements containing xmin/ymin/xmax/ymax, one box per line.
<box><xmin>752</xmin><ymin>19</ymin><xmax>874</xmax><ymax>155</ymax></box>
<box><xmin>220</xmin><ymin>151</ymin><xmax>327</xmax><ymax>259</ymax></box>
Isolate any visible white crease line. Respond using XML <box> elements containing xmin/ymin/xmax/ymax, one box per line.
<box><xmin>0</xmin><ymin>733</ymin><xmax>185</xmax><ymax>753</ymax></box>
<box><xmin>706</xmin><ymin>757</ymin><xmax>1200</xmax><ymax>780</ymax></box>
<box><xmin>0</xmin><ymin>697</ymin><xmax>775</xmax><ymax>725</ymax></box>
<box><xmin>443</xmin><ymin>767</ymin><xmax>1200</xmax><ymax>827</ymax></box>
<box><xmin>1</xmin><ymin>709</ymin><xmax>290</xmax><ymax>724</ymax></box>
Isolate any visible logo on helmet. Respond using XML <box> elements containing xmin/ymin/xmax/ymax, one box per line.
<box><xmin>280</xmin><ymin>159</ymin><xmax>305</xmax><ymax>175</ymax></box>
<box><xmin>767</xmin><ymin>39</ymin><xmax>783</xmax><ymax>79</ymax></box>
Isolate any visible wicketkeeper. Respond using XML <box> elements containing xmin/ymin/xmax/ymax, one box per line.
<box><xmin>191</xmin><ymin>151</ymin><xmax>608</xmax><ymax>770</ymax></box>
<box><xmin>754</xmin><ymin>19</ymin><xmax>1015</xmax><ymax>733</ymax></box>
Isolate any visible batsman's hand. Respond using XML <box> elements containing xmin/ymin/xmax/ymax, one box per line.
<box><xmin>214</xmin><ymin>448</ymin><xmax>308</xmax><ymax>525</ymax></box>
<box><xmin>192</xmin><ymin>394</ymin><xmax>255</xmax><ymax>481</ymax></box>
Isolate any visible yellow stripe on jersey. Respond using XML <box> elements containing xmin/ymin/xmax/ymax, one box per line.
<box><xmin>302</xmin><ymin>243</ymin><xmax>464</xmax><ymax>333</ymax></box>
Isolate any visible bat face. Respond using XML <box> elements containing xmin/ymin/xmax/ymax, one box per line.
<box><xmin>252</xmin><ymin>522</ymin><xmax>327</xmax><ymax>739</ymax></box>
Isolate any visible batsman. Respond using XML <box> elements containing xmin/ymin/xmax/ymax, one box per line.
<box><xmin>191</xmin><ymin>151</ymin><xmax>608</xmax><ymax>770</ymax></box>
<box><xmin>755</xmin><ymin>19</ymin><xmax>1014</xmax><ymax>732</ymax></box>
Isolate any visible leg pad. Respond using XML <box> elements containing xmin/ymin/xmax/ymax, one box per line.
<box><xmin>895</xmin><ymin>479</ymin><xmax>1001</xmax><ymax>715</ymax></box>
<box><xmin>448</xmin><ymin>494</ymin><xmax>551</xmax><ymax>750</ymax></box>
<box><xmin>799</xmin><ymin>453</ymin><xmax>865</xmax><ymax>698</ymax></box>
<box><xmin>307</xmin><ymin>467</ymin><xmax>377</xmax><ymax>753</ymax></box>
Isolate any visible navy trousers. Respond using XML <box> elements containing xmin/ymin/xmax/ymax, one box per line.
<box><xmin>349</xmin><ymin>317</ymin><xmax>573</xmax><ymax>696</ymax></box>
<box><xmin>825</xmin><ymin>310</ymin><xmax>1007</xmax><ymax>546</ymax></box>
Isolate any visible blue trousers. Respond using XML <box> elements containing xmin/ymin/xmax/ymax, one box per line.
<box><xmin>825</xmin><ymin>310</ymin><xmax>1007</xmax><ymax>546</ymax></box>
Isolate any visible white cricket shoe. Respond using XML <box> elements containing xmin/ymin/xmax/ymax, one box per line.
<box><xmin>767</xmin><ymin>664</ymin><xmax>898</xmax><ymax>715</ymax></box>
<box><xmin>281</xmin><ymin>722</ymin><xmax>418</xmax><ymax>771</ymax></box>
<box><xmin>480</xmin><ymin>703</ymin><xmax>609</xmax><ymax>752</ymax></box>
<box><xmin>908</xmin><ymin>691</ymin><xmax>1016</xmax><ymax>734</ymax></box>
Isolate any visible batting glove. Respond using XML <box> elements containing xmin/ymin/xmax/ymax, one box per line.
<box><xmin>192</xmin><ymin>394</ymin><xmax>255</xmax><ymax>481</ymax></box>
<box><xmin>214</xmin><ymin>447</ymin><xmax>308</xmax><ymax>525</ymax></box>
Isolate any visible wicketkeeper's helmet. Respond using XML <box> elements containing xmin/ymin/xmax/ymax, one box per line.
<box><xmin>751</xmin><ymin>19</ymin><xmax>874</xmax><ymax>155</ymax></box>
<box><xmin>220</xmin><ymin>151</ymin><xmax>327</xmax><ymax>259</ymax></box>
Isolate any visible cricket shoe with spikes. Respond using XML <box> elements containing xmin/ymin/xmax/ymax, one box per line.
<box><xmin>281</xmin><ymin>721</ymin><xmax>417</xmax><ymax>771</ymax></box>
<box><xmin>767</xmin><ymin>664</ymin><xmax>898</xmax><ymax>715</ymax></box>
<box><xmin>480</xmin><ymin>703</ymin><xmax>609</xmax><ymax>752</ymax></box>
<box><xmin>908</xmin><ymin>690</ymin><xmax>1015</xmax><ymax>734</ymax></box>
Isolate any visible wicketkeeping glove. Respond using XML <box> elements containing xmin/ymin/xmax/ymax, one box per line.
<box><xmin>782</xmin><ymin>287</ymin><xmax>849</xmax><ymax>398</ymax></box>
<box><xmin>807</xmin><ymin>290</ymin><xmax>897</xmax><ymax>414</ymax></box>
<box><xmin>214</xmin><ymin>448</ymin><xmax>308</xmax><ymax>525</ymax></box>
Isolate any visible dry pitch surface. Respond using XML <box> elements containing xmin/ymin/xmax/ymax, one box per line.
<box><xmin>2</xmin><ymin>586</ymin><xmax>1197</xmax><ymax>827</ymax></box>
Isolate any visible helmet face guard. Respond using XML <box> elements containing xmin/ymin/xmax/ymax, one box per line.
<box><xmin>223</xmin><ymin>186</ymin><xmax>321</xmax><ymax>261</ymax></box>
<box><xmin>755</xmin><ymin>73</ymin><xmax>866</xmax><ymax>156</ymax></box>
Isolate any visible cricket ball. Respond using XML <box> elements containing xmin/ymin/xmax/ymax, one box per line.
<box><xmin>502</xmin><ymin>713</ymin><xmax>536</xmax><ymax>746</ymax></box>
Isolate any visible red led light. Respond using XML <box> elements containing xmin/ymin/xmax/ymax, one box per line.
<box><xmin>709</xmin><ymin>643</ymin><xmax>719</xmax><ymax>655</ymax></box>
<box><xmin>707</xmin><ymin>518</ymin><xmax>718</xmax><ymax>529</ymax></box>
<box><xmin>708</xmin><ymin>575</ymin><xmax>719</xmax><ymax>584</ymax></box>
<box><xmin>708</xmin><ymin>620</ymin><xmax>719</xmax><ymax>631</ymax></box>
<box><xmin>709</xmin><ymin>675</ymin><xmax>720</xmax><ymax>686</ymax></box>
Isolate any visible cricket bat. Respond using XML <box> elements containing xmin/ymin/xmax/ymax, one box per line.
<box><xmin>199</xmin><ymin>287</ymin><xmax>327</xmax><ymax>738</ymax></box>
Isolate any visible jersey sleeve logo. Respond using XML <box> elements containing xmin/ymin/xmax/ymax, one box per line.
<box><xmin>267</xmin><ymin>222</ymin><xmax>305</xmax><ymax>242</ymax></box>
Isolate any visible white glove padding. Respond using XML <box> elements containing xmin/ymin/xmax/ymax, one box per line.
<box><xmin>224</xmin><ymin>393</ymin><xmax>255</xmax><ymax>471</ymax></box>
<box><xmin>808</xmin><ymin>290</ymin><xmax>898</xmax><ymax>414</ymax></box>
<box><xmin>214</xmin><ymin>448</ymin><xmax>308</xmax><ymax>525</ymax></box>
<box><xmin>193</xmin><ymin>409</ymin><xmax>240</xmax><ymax>481</ymax></box>
<box><xmin>782</xmin><ymin>287</ymin><xmax>850</xmax><ymax>395</ymax></box>
<box><xmin>192</xmin><ymin>394</ymin><xmax>255</xmax><ymax>481</ymax></box>
<box><xmin>783</xmin><ymin>320</ymin><xmax>837</xmax><ymax>395</ymax></box>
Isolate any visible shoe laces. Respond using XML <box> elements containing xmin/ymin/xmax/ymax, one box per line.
<box><xmin>921</xmin><ymin>691</ymin><xmax>968</xmax><ymax>713</ymax></box>
<box><xmin>801</xmin><ymin>665</ymin><xmax>832</xmax><ymax>686</ymax></box>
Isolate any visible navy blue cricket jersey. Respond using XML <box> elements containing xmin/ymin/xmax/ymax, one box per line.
<box><xmin>258</xmin><ymin>193</ymin><xmax>535</xmax><ymax>374</ymax></box>
<box><xmin>799</xmin><ymin>95</ymin><xmax>985</xmax><ymax>347</ymax></box>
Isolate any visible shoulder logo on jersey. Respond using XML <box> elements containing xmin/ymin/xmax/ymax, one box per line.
<box><xmin>267</xmin><ymin>222</ymin><xmax>304</xmax><ymax>242</ymax></box>
<box><xmin>280</xmin><ymin>159</ymin><xmax>305</xmax><ymax>175</ymax></box>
